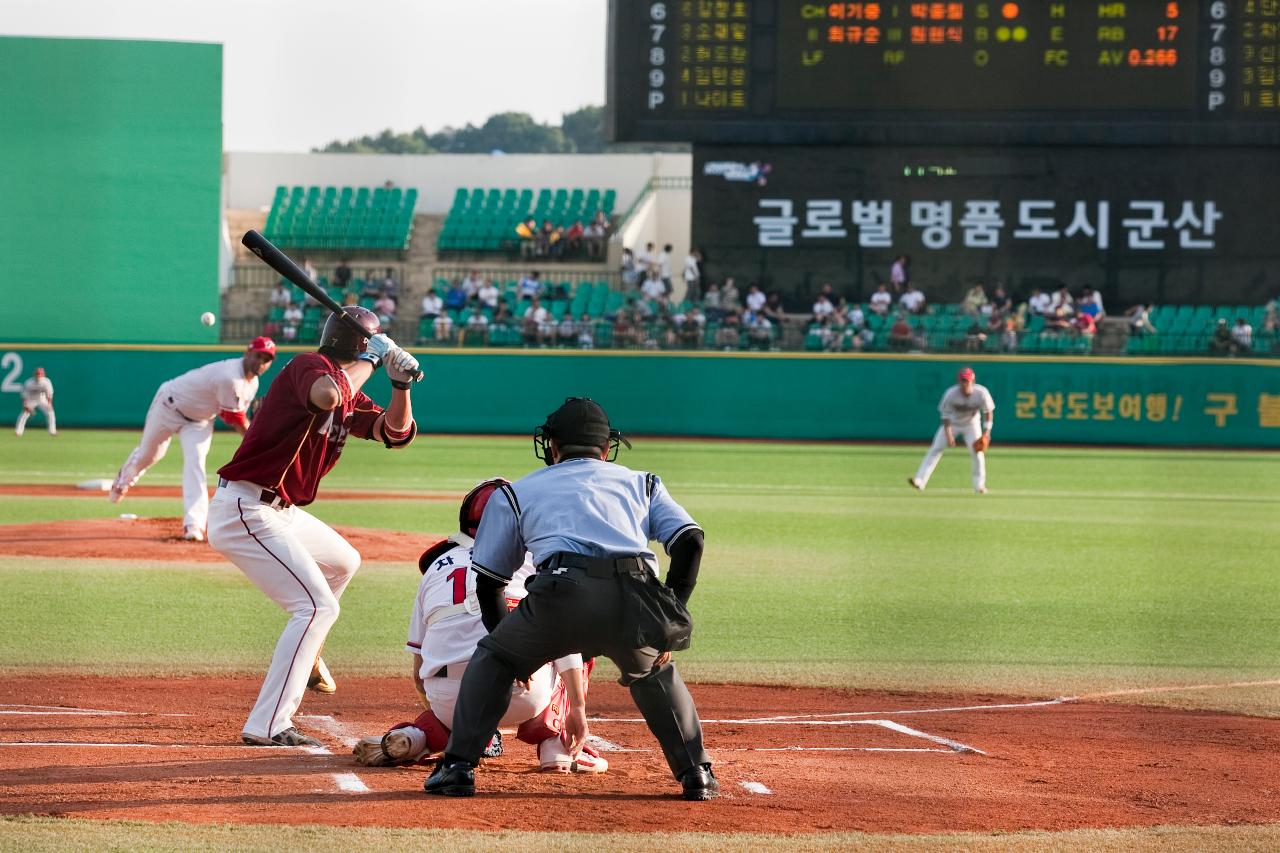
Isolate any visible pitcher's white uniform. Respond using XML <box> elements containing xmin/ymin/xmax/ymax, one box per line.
<box><xmin>911</xmin><ymin>381</ymin><xmax>995</xmax><ymax>493</ymax></box>
<box><xmin>409</xmin><ymin>537</ymin><xmax>582</xmax><ymax>736</ymax></box>
<box><xmin>111</xmin><ymin>340</ymin><xmax>274</xmax><ymax>537</ymax></box>
<box><xmin>15</xmin><ymin>372</ymin><xmax>56</xmax><ymax>436</ymax></box>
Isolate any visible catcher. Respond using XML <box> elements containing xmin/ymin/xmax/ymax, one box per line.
<box><xmin>353</xmin><ymin>478</ymin><xmax>607</xmax><ymax>773</ymax></box>
<box><xmin>908</xmin><ymin>366</ymin><xmax>995</xmax><ymax>494</ymax></box>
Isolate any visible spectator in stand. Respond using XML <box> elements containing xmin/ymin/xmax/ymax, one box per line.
<box><xmin>632</xmin><ymin>295</ymin><xmax>655</xmax><ymax>326</ymax></box>
<box><xmin>1078</xmin><ymin>286</ymin><xmax>1105</xmax><ymax>321</ymax></box>
<box><xmin>965</xmin><ymin>318</ymin><xmax>988</xmax><ymax>352</ymax></box>
<box><xmin>1050</xmin><ymin>286</ymin><xmax>1074</xmax><ymax>318</ymax></box>
<box><xmin>536</xmin><ymin>220</ymin><xmax>556</xmax><ymax>258</ymax></box>
<box><xmin>682</xmin><ymin>248</ymin><xmax>703</xmax><ymax>302</ymax></box>
<box><xmin>1231</xmin><ymin>317</ymin><xmax>1253</xmax><ymax>353</ymax></box>
<box><xmin>382</xmin><ymin>268</ymin><xmax>399</xmax><ymax>299</ymax></box>
<box><xmin>556</xmin><ymin>310</ymin><xmax>577</xmax><ymax>346</ymax></box>
<box><xmin>281</xmin><ymin>303</ymin><xmax>303</xmax><ymax>342</ymax></box>
<box><xmin>675</xmin><ymin>305</ymin><xmax>706</xmax><ymax>349</ymax></box>
<box><xmin>518</xmin><ymin>271</ymin><xmax>543</xmax><ymax>301</ymax></box>
<box><xmin>762</xmin><ymin>291</ymin><xmax>786</xmax><ymax>328</ymax></box>
<box><xmin>869</xmin><ymin>284</ymin><xmax>892</xmax><ymax>316</ymax></box>
<box><xmin>270</xmin><ymin>282</ymin><xmax>293</xmax><ymax>309</ymax></box>
<box><xmin>1028</xmin><ymin>287</ymin><xmax>1053</xmax><ymax>317</ymax></box>
<box><xmin>433</xmin><ymin>307</ymin><xmax>455</xmax><ymax>345</ymax></box>
<box><xmin>1264</xmin><ymin>296</ymin><xmax>1278</xmax><ymax>333</ymax></box>
<box><xmin>343</xmin><ymin>291</ymin><xmax>359</xmax><ymax>307</ymax></box>
<box><xmin>491</xmin><ymin>301</ymin><xmax>514</xmax><ymax>333</ymax></box>
<box><xmin>641</xmin><ymin>269</ymin><xmax>667</xmax><ymax>301</ymax></box>
<box><xmin>1000</xmin><ymin>317</ymin><xmax>1019</xmax><ymax>353</ymax></box>
<box><xmin>716</xmin><ymin>310</ymin><xmax>741</xmax><ymax>350</ymax></box>
<box><xmin>1044</xmin><ymin>306</ymin><xmax>1072</xmax><ymax>333</ymax></box>
<box><xmin>703</xmin><ymin>282</ymin><xmax>723</xmax><ymax>321</ymax></box>
<box><xmin>334</xmin><ymin>259</ymin><xmax>352</xmax><ymax>291</ymax></box>
<box><xmin>517</xmin><ymin>217</ymin><xmax>538</xmax><ymax>259</ymax></box>
<box><xmin>1209</xmin><ymin>319</ymin><xmax>1234</xmax><ymax>355</ymax></box>
<box><xmin>848</xmin><ymin>303</ymin><xmax>874</xmax><ymax>350</ymax></box>
<box><xmin>477</xmin><ymin>278</ymin><xmax>500</xmax><ymax>310</ymax></box>
<box><xmin>420</xmin><ymin>290</ymin><xmax>443</xmax><ymax>326</ymax></box>
<box><xmin>890</xmin><ymin>254</ymin><xmax>909</xmax><ymax>293</ymax></box>
<box><xmin>745</xmin><ymin>309</ymin><xmax>773</xmax><ymax>350</ymax></box>
<box><xmin>562</xmin><ymin>221</ymin><xmax>585</xmax><ymax>258</ymax></box>
<box><xmin>962</xmin><ymin>284</ymin><xmax>988</xmax><ymax>317</ymax></box>
<box><xmin>584</xmin><ymin>216</ymin><xmax>607</xmax><ymax>261</ymax></box>
<box><xmin>1126</xmin><ymin>304</ymin><xmax>1157</xmax><ymax>336</ymax></box>
<box><xmin>721</xmin><ymin>278</ymin><xmax>741</xmax><ymax>313</ymax></box>
<box><xmin>522</xmin><ymin>297</ymin><xmax>551</xmax><ymax>346</ymax></box>
<box><xmin>444</xmin><ymin>279</ymin><xmax>468</xmax><ymax>313</ymax></box>
<box><xmin>889</xmin><ymin>314</ymin><xmax>914</xmax><ymax>352</ymax></box>
<box><xmin>620</xmin><ymin>248</ymin><xmax>640</xmax><ymax>289</ymax></box>
<box><xmin>899</xmin><ymin>282</ymin><xmax>926</xmax><ymax>315</ymax></box>
<box><xmin>1072</xmin><ymin>311</ymin><xmax>1097</xmax><ymax>340</ymax></box>
<box><xmin>745</xmin><ymin>284</ymin><xmax>766</xmax><ymax>314</ymax></box>
<box><xmin>461</xmin><ymin>305</ymin><xmax>489</xmax><ymax>346</ymax></box>
<box><xmin>302</xmin><ymin>257</ymin><xmax>318</xmax><ymax>284</ymax></box>
<box><xmin>635</xmin><ymin>242</ymin><xmax>655</xmax><ymax>278</ymax></box>
<box><xmin>612</xmin><ymin>301</ymin><xmax>639</xmax><ymax>348</ymax></box>
<box><xmin>461</xmin><ymin>270</ymin><xmax>483</xmax><ymax>301</ymax></box>
<box><xmin>361</xmin><ymin>269</ymin><xmax>382</xmax><ymax>299</ymax></box>
<box><xmin>576</xmin><ymin>313</ymin><xmax>596</xmax><ymax>349</ymax></box>
<box><xmin>812</xmin><ymin>291</ymin><xmax>835</xmax><ymax>324</ymax></box>
<box><xmin>657</xmin><ymin>244</ymin><xmax>674</xmax><ymax>293</ymax></box>
<box><xmin>830</xmin><ymin>297</ymin><xmax>850</xmax><ymax>331</ymax></box>
<box><xmin>989</xmin><ymin>285</ymin><xmax>1013</xmax><ymax>321</ymax></box>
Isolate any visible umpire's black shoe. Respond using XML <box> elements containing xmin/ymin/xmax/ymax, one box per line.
<box><xmin>424</xmin><ymin>757</ymin><xmax>476</xmax><ymax>797</ymax></box>
<box><xmin>680</xmin><ymin>763</ymin><xmax>720</xmax><ymax>801</ymax></box>
<box><xmin>482</xmin><ymin>730</ymin><xmax>503</xmax><ymax>758</ymax></box>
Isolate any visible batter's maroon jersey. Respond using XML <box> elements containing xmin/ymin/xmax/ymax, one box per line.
<box><xmin>217</xmin><ymin>352</ymin><xmax>413</xmax><ymax>506</ymax></box>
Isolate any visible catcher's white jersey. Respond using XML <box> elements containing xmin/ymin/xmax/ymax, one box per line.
<box><xmin>938</xmin><ymin>383</ymin><xmax>995</xmax><ymax>428</ymax></box>
<box><xmin>162</xmin><ymin>357</ymin><xmax>258</xmax><ymax>422</ymax></box>
<box><xmin>21</xmin><ymin>377</ymin><xmax>53</xmax><ymax>405</ymax></box>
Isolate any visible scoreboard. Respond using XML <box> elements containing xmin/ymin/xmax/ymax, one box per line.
<box><xmin>607</xmin><ymin>1</ymin><xmax>1280</xmax><ymax>145</ymax></box>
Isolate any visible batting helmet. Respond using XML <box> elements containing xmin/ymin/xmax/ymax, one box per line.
<box><xmin>319</xmin><ymin>306</ymin><xmax>380</xmax><ymax>361</ymax></box>
<box><xmin>534</xmin><ymin>397</ymin><xmax>631</xmax><ymax>466</ymax></box>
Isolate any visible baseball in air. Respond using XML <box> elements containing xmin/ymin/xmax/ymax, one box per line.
<box><xmin>200</xmin><ymin>312</ymin><xmax>217</xmax><ymax>327</ymax></box>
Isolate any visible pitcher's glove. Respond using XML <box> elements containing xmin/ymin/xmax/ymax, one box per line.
<box><xmin>972</xmin><ymin>434</ymin><xmax>990</xmax><ymax>452</ymax></box>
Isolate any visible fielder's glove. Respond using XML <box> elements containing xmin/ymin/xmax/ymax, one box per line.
<box><xmin>972</xmin><ymin>434</ymin><xmax>990</xmax><ymax>452</ymax></box>
<box><xmin>248</xmin><ymin>396</ymin><xmax>263</xmax><ymax>418</ymax></box>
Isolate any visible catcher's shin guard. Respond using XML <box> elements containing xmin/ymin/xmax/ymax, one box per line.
<box><xmin>516</xmin><ymin>658</ymin><xmax>595</xmax><ymax>745</ymax></box>
<box><xmin>410</xmin><ymin>709</ymin><xmax>452</xmax><ymax>754</ymax></box>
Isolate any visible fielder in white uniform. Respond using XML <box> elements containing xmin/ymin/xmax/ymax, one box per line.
<box><xmin>908</xmin><ymin>366</ymin><xmax>995</xmax><ymax>494</ymax></box>
<box><xmin>15</xmin><ymin>367</ymin><xmax>56</xmax><ymax>436</ymax></box>
<box><xmin>109</xmin><ymin>337</ymin><xmax>276</xmax><ymax>540</ymax></box>
<box><xmin>353</xmin><ymin>479</ymin><xmax>606</xmax><ymax>773</ymax></box>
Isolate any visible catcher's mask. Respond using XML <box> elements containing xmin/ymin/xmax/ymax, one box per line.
<box><xmin>319</xmin><ymin>306</ymin><xmax>380</xmax><ymax>361</ymax></box>
<box><xmin>533</xmin><ymin>397</ymin><xmax>631</xmax><ymax>466</ymax></box>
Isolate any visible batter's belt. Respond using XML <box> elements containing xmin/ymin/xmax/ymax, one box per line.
<box><xmin>217</xmin><ymin>477</ymin><xmax>293</xmax><ymax>509</ymax></box>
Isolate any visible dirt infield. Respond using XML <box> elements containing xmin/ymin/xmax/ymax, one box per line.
<box><xmin>1</xmin><ymin>676</ymin><xmax>1278</xmax><ymax>834</ymax></box>
<box><xmin>0</xmin><ymin>516</ymin><xmax>444</xmax><ymax>563</ymax></box>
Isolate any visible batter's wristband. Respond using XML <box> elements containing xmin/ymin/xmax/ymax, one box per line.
<box><xmin>390</xmin><ymin>378</ymin><xmax>412</xmax><ymax>390</ymax></box>
<box><xmin>356</xmin><ymin>352</ymin><xmax>383</xmax><ymax>369</ymax></box>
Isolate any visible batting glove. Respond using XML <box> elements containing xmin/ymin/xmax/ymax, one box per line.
<box><xmin>386</xmin><ymin>348</ymin><xmax>421</xmax><ymax>387</ymax></box>
<box><xmin>358</xmin><ymin>333</ymin><xmax>396</xmax><ymax>369</ymax></box>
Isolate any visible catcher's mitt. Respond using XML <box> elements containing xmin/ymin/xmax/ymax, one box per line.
<box><xmin>971</xmin><ymin>434</ymin><xmax>990</xmax><ymax>452</ymax></box>
<box><xmin>353</xmin><ymin>736</ymin><xmax>399</xmax><ymax>767</ymax></box>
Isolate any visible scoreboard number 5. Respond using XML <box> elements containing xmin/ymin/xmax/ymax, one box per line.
<box><xmin>1</xmin><ymin>352</ymin><xmax>23</xmax><ymax>393</ymax></box>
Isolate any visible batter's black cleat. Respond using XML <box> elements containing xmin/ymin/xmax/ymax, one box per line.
<box><xmin>424</xmin><ymin>758</ymin><xmax>476</xmax><ymax>797</ymax></box>
<box><xmin>482</xmin><ymin>730</ymin><xmax>503</xmax><ymax>758</ymax></box>
<box><xmin>241</xmin><ymin>727</ymin><xmax>322</xmax><ymax>748</ymax></box>
<box><xmin>680</xmin><ymin>763</ymin><xmax>720</xmax><ymax>801</ymax></box>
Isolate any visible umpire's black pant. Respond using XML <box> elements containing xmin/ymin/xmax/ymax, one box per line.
<box><xmin>445</xmin><ymin>566</ymin><xmax>710</xmax><ymax>779</ymax></box>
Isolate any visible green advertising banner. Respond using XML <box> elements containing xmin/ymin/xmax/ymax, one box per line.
<box><xmin>2</xmin><ymin>346</ymin><xmax>1278</xmax><ymax>447</ymax></box>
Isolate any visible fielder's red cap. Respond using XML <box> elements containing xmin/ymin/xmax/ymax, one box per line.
<box><xmin>249</xmin><ymin>336</ymin><xmax>277</xmax><ymax>356</ymax></box>
<box><xmin>957</xmin><ymin>367</ymin><xmax>975</xmax><ymax>381</ymax></box>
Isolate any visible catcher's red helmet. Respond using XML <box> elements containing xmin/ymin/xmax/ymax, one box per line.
<box><xmin>320</xmin><ymin>306</ymin><xmax>380</xmax><ymax>360</ymax></box>
<box><xmin>459</xmin><ymin>477</ymin><xmax>510</xmax><ymax>538</ymax></box>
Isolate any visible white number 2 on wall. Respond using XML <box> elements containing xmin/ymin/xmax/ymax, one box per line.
<box><xmin>1</xmin><ymin>352</ymin><xmax>24</xmax><ymax>393</ymax></box>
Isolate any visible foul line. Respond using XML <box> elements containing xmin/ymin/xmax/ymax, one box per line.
<box><xmin>298</xmin><ymin>715</ymin><xmax>370</xmax><ymax>794</ymax></box>
<box><xmin>0</xmin><ymin>742</ymin><xmax>291</xmax><ymax>750</ymax></box>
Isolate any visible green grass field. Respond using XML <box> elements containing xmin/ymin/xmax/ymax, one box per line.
<box><xmin>1</xmin><ymin>429</ymin><xmax>1278</xmax><ymax>849</ymax></box>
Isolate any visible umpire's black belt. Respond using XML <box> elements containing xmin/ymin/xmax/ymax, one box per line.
<box><xmin>538</xmin><ymin>551</ymin><xmax>646</xmax><ymax>578</ymax></box>
<box><xmin>217</xmin><ymin>477</ymin><xmax>293</xmax><ymax>509</ymax></box>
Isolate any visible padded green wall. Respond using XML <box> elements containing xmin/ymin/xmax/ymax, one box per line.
<box><xmin>2</xmin><ymin>347</ymin><xmax>1277</xmax><ymax>448</ymax></box>
<box><xmin>0</xmin><ymin>37</ymin><xmax>222</xmax><ymax>344</ymax></box>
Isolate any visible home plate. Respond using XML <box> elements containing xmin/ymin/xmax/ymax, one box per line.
<box><xmin>76</xmin><ymin>479</ymin><xmax>114</xmax><ymax>491</ymax></box>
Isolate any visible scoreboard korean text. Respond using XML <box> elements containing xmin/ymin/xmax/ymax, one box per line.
<box><xmin>607</xmin><ymin>0</ymin><xmax>1280</xmax><ymax>144</ymax></box>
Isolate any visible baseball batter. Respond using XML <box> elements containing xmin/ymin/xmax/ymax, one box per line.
<box><xmin>14</xmin><ymin>367</ymin><xmax>56</xmax><ymax>437</ymax></box>
<box><xmin>909</xmin><ymin>366</ymin><xmax>995</xmax><ymax>494</ymax></box>
<box><xmin>110</xmin><ymin>337</ymin><xmax>277</xmax><ymax>540</ymax></box>
<box><xmin>352</xmin><ymin>479</ymin><xmax>606</xmax><ymax>773</ymax></box>
<box><xmin>207</xmin><ymin>307</ymin><xmax>420</xmax><ymax>748</ymax></box>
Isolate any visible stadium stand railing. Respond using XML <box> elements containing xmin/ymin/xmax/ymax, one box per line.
<box><xmin>436</xmin><ymin>186</ymin><xmax>617</xmax><ymax>255</ymax></box>
<box><xmin>263</xmin><ymin>185</ymin><xmax>417</xmax><ymax>251</ymax></box>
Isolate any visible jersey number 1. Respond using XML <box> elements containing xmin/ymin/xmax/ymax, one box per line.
<box><xmin>447</xmin><ymin>567</ymin><xmax>467</xmax><ymax>605</ymax></box>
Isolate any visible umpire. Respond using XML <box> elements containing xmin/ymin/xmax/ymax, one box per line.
<box><xmin>424</xmin><ymin>397</ymin><xmax>716</xmax><ymax>800</ymax></box>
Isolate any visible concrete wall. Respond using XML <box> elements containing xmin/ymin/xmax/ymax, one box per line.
<box><xmin>226</xmin><ymin>151</ymin><xmax>692</xmax><ymax>215</ymax></box>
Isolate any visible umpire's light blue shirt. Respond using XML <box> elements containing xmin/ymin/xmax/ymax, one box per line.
<box><xmin>471</xmin><ymin>457</ymin><xmax>700</xmax><ymax>582</ymax></box>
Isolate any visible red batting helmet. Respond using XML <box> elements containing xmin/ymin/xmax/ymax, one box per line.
<box><xmin>320</xmin><ymin>306</ymin><xmax>380</xmax><ymax>360</ymax></box>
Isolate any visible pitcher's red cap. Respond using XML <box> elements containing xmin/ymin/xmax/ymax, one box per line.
<box><xmin>957</xmin><ymin>367</ymin><xmax>975</xmax><ymax>381</ymax></box>
<box><xmin>250</xmin><ymin>336</ymin><xmax>276</xmax><ymax>355</ymax></box>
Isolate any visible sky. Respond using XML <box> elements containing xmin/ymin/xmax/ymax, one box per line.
<box><xmin>2</xmin><ymin>0</ymin><xmax>607</xmax><ymax>152</ymax></box>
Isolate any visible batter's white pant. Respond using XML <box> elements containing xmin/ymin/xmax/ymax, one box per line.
<box><xmin>207</xmin><ymin>480</ymin><xmax>360</xmax><ymax>740</ymax></box>
<box><xmin>425</xmin><ymin>659</ymin><xmax>556</xmax><ymax>732</ymax></box>
<box><xmin>115</xmin><ymin>388</ymin><xmax>215</xmax><ymax>533</ymax></box>
<box><xmin>15</xmin><ymin>402</ymin><xmax>56</xmax><ymax>436</ymax></box>
<box><xmin>914</xmin><ymin>423</ymin><xmax>986</xmax><ymax>491</ymax></box>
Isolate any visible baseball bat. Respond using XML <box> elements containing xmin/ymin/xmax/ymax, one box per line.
<box><xmin>241</xmin><ymin>229</ymin><xmax>422</xmax><ymax>382</ymax></box>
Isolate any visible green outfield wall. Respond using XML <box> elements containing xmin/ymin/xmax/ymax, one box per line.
<box><xmin>0</xmin><ymin>37</ymin><xmax>222</xmax><ymax>345</ymax></box>
<box><xmin>4</xmin><ymin>347</ymin><xmax>1278</xmax><ymax>447</ymax></box>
